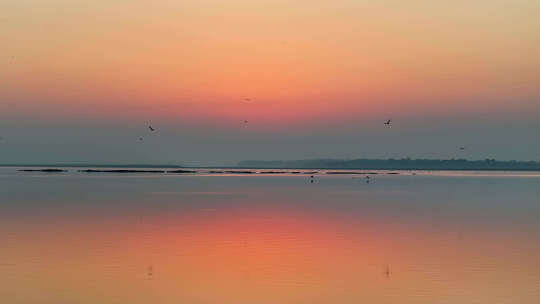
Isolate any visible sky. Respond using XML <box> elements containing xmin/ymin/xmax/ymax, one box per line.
<box><xmin>1</xmin><ymin>0</ymin><xmax>540</xmax><ymax>165</ymax></box>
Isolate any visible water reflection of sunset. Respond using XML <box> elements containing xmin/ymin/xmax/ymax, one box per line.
<box><xmin>3</xmin><ymin>197</ymin><xmax>540</xmax><ymax>304</ymax></box>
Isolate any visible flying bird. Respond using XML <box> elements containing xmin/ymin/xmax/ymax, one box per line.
<box><xmin>384</xmin><ymin>119</ymin><xmax>391</xmax><ymax>126</ymax></box>
<box><xmin>244</xmin><ymin>120</ymin><xmax>248</xmax><ymax>124</ymax></box>
<box><xmin>384</xmin><ymin>265</ymin><xmax>390</xmax><ymax>278</ymax></box>
<box><xmin>148</xmin><ymin>125</ymin><xmax>155</xmax><ymax>132</ymax></box>
<box><xmin>459</xmin><ymin>146</ymin><xmax>466</xmax><ymax>150</ymax></box>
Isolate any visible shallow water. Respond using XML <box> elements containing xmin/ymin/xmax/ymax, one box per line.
<box><xmin>1</xmin><ymin>167</ymin><xmax>540</xmax><ymax>303</ymax></box>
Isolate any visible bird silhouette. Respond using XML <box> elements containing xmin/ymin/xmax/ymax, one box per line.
<box><xmin>459</xmin><ymin>146</ymin><xmax>466</xmax><ymax>150</ymax></box>
<box><xmin>244</xmin><ymin>120</ymin><xmax>248</xmax><ymax>124</ymax></box>
<box><xmin>384</xmin><ymin>265</ymin><xmax>390</xmax><ymax>278</ymax></box>
<box><xmin>384</xmin><ymin>119</ymin><xmax>391</xmax><ymax>126</ymax></box>
<box><xmin>148</xmin><ymin>125</ymin><xmax>155</xmax><ymax>132</ymax></box>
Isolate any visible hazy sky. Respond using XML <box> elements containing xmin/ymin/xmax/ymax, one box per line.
<box><xmin>1</xmin><ymin>0</ymin><xmax>540</xmax><ymax>165</ymax></box>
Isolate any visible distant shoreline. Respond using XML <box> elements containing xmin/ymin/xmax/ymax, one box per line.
<box><xmin>237</xmin><ymin>158</ymin><xmax>540</xmax><ymax>171</ymax></box>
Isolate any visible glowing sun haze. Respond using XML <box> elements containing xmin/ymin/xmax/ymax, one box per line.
<box><xmin>1</xmin><ymin>0</ymin><xmax>540</xmax><ymax>164</ymax></box>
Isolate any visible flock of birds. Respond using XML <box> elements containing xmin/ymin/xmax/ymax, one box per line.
<box><xmin>137</xmin><ymin>108</ymin><xmax>466</xmax><ymax>150</ymax></box>
<box><xmin>0</xmin><ymin>116</ymin><xmax>468</xmax><ymax>152</ymax></box>
<box><xmin>134</xmin><ymin>118</ymin><xmax>467</xmax><ymax>154</ymax></box>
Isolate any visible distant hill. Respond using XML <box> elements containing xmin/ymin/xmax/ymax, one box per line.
<box><xmin>238</xmin><ymin>158</ymin><xmax>540</xmax><ymax>171</ymax></box>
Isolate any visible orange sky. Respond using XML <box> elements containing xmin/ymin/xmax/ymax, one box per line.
<box><xmin>2</xmin><ymin>0</ymin><xmax>539</xmax><ymax>126</ymax></box>
<box><xmin>1</xmin><ymin>0</ymin><xmax>540</xmax><ymax>164</ymax></box>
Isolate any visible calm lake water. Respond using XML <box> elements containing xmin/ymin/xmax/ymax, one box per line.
<box><xmin>1</xmin><ymin>168</ymin><xmax>540</xmax><ymax>303</ymax></box>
